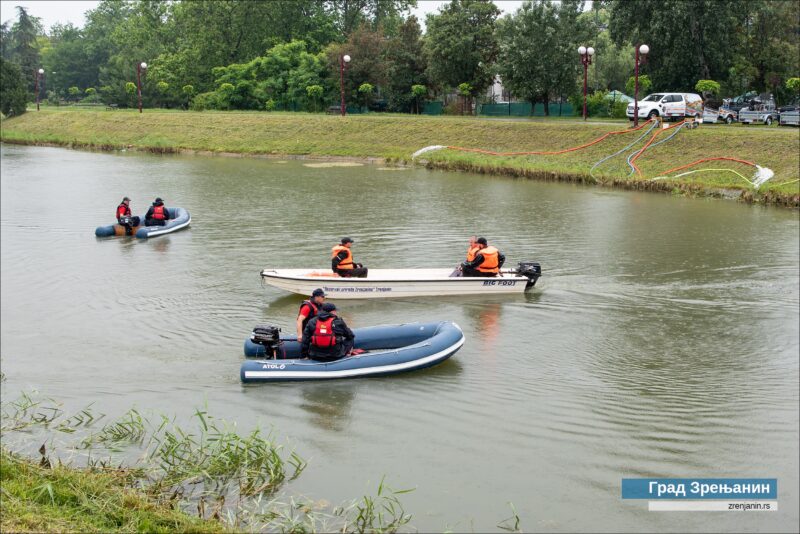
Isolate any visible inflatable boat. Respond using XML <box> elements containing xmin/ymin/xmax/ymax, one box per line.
<box><xmin>240</xmin><ymin>321</ymin><xmax>464</xmax><ymax>382</ymax></box>
<box><xmin>95</xmin><ymin>208</ymin><xmax>191</xmax><ymax>239</ymax></box>
<box><xmin>260</xmin><ymin>262</ymin><xmax>541</xmax><ymax>299</ymax></box>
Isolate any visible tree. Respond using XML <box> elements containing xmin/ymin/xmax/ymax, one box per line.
<box><xmin>579</xmin><ymin>7</ymin><xmax>633</xmax><ymax>92</ymax></box>
<box><xmin>0</xmin><ymin>57</ymin><xmax>28</xmax><ymax>116</ymax></box>
<box><xmin>325</xmin><ymin>0</ymin><xmax>417</xmax><ymax>36</ymax></box>
<box><xmin>497</xmin><ymin>0</ymin><xmax>588</xmax><ymax>115</ymax></box>
<box><xmin>325</xmin><ymin>25</ymin><xmax>390</xmax><ymax>109</ymax></box>
<box><xmin>787</xmin><ymin>78</ymin><xmax>800</xmax><ymax>94</ymax></box>
<box><xmin>384</xmin><ymin>16</ymin><xmax>427</xmax><ymax>112</ymax></box>
<box><xmin>625</xmin><ymin>75</ymin><xmax>651</xmax><ymax>97</ymax></box>
<box><xmin>306</xmin><ymin>84</ymin><xmax>323</xmax><ymax>112</ymax></box>
<box><xmin>608</xmin><ymin>0</ymin><xmax>751</xmax><ymax>92</ymax></box>
<box><xmin>411</xmin><ymin>84</ymin><xmax>427</xmax><ymax>114</ymax></box>
<box><xmin>8</xmin><ymin>7</ymin><xmax>44</xmax><ymax>93</ymax></box>
<box><xmin>358</xmin><ymin>82</ymin><xmax>374</xmax><ymax>110</ymax></box>
<box><xmin>424</xmin><ymin>0</ymin><xmax>500</xmax><ymax>100</ymax></box>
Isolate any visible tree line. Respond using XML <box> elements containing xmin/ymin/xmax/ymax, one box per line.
<box><xmin>1</xmin><ymin>0</ymin><xmax>798</xmax><ymax>117</ymax></box>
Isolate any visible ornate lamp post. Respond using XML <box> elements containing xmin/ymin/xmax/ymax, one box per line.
<box><xmin>340</xmin><ymin>54</ymin><xmax>350</xmax><ymax>116</ymax></box>
<box><xmin>136</xmin><ymin>61</ymin><xmax>147</xmax><ymax>113</ymax></box>
<box><xmin>578</xmin><ymin>46</ymin><xmax>595</xmax><ymax>121</ymax></box>
<box><xmin>35</xmin><ymin>68</ymin><xmax>44</xmax><ymax>111</ymax></box>
<box><xmin>633</xmin><ymin>44</ymin><xmax>649</xmax><ymax>127</ymax></box>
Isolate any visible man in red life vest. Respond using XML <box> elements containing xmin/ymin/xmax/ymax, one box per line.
<box><xmin>145</xmin><ymin>197</ymin><xmax>172</xmax><ymax>227</ymax></box>
<box><xmin>116</xmin><ymin>196</ymin><xmax>140</xmax><ymax>235</ymax></box>
<box><xmin>296</xmin><ymin>288</ymin><xmax>326</xmax><ymax>341</ymax></box>
<box><xmin>461</xmin><ymin>237</ymin><xmax>506</xmax><ymax>277</ymax></box>
<box><xmin>331</xmin><ymin>237</ymin><xmax>368</xmax><ymax>278</ymax></box>
<box><xmin>300</xmin><ymin>302</ymin><xmax>355</xmax><ymax>361</ymax></box>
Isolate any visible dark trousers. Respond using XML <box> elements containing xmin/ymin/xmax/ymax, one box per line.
<box><xmin>145</xmin><ymin>218</ymin><xmax>166</xmax><ymax>226</ymax></box>
<box><xmin>462</xmin><ymin>266</ymin><xmax>497</xmax><ymax>277</ymax></box>
<box><xmin>337</xmin><ymin>267</ymin><xmax>368</xmax><ymax>278</ymax></box>
<box><xmin>309</xmin><ymin>339</ymin><xmax>354</xmax><ymax>361</ymax></box>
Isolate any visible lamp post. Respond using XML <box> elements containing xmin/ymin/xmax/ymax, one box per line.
<box><xmin>35</xmin><ymin>68</ymin><xmax>44</xmax><ymax>111</ymax></box>
<box><xmin>578</xmin><ymin>46</ymin><xmax>594</xmax><ymax>121</ymax></box>
<box><xmin>136</xmin><ymin>61</ymin><xmax>147</xmax><ymax>113</ymax></box>
<box><xmin>340</xmin><ymin>54</ymin><xmax>350</xmax><ymax>116</ymax></box>
<box><xmin>633</xmin><ymin>44</ymin><xmax>649</xmax><ymax>127</ymax></box>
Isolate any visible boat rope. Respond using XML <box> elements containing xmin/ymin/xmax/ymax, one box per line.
<box><xmin>590</xmin><ymin>120</ymin><xmax>658</xmax><ymax>179</ymax></box>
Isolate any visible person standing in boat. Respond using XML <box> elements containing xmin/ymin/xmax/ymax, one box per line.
<box><xmin>332</xmin><ymin>237</ymin><xmax>368</xmax><ymax>278</ymax></box>
<box><xmin>296</xmin><ymin>288</ymin><xmax>326</xmax><ymax>341</ymax></box>
<box><xmin>116</xmin><ymin>196</ymin><xmax>140</xmax><ymax>234</ymax></box>
<box><xmin>301</xmin><ymin>302</ymin><xmax>355</xmax><ymax>361</ymax></box>
<box><xmin>144</xmin><ymin>197</ymin><xmax>172</xmax><ymax>226</ymax></box>
<box><xmin>461</xmin><ymin>237</ymin><xmax>505</xmax><ymax>277</ymax></box>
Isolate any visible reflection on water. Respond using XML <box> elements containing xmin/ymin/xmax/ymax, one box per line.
<box><xmin>1</xmin><ymin>144</ymin><xmax>798</xmax><ymax>532</ymax></box>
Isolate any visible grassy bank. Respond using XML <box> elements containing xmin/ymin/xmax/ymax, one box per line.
<box><xmin>2</xmin><ymin>108</ymin><xmax>798</xmax><ymax>205</ymax></box>
<box><xmin>0</xmin><ymin>447</ymin><xmax>225</xmax><ymax>533</ymax></box>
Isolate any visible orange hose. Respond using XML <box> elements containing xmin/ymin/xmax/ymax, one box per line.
<box><xmin>445</xmin><ymin>119</ymin><xmax>655</xmax><ymax>157</ymax></box>
<box><xmin>659</xmin><ymin>157</ymin><xmax>757</xmax><ymax>176</ymax></box>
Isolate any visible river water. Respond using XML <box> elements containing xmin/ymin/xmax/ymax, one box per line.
<box><xmin>1</xmin><ymin>143</ymin><xmax>798</xmax><ymax>532</ymax></box>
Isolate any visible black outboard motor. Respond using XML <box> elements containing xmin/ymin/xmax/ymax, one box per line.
<box><xmin>250</xmin><ymin>324</ymin><xmax>283</xmax><ymax>359</ymax></box>
<box><xmin>516</xmin><ymin>261</ymin><xmax>542</xmax><ymax>289</ymax></box>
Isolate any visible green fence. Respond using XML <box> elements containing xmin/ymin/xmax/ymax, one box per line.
<box><xmin>478</xmin><ymin>102</ymin><xmax>574</xmax><ymax>117</ymax></box>
<box><xmin>422</xmin><ymin>101</ymin><xmax>444</xmax><ymax>115</ymax></box>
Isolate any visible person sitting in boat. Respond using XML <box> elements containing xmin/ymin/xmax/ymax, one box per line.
<box><xmin>144</xmin><ymin>197</ymin><xmax>172</xmax><ymax>226</ymax></box>
<box><xmin>461</xmin><ymin>237</ymin><xmax>505</xmax><ymax>277</ymax></box>
<box><xmin>296</xmin><ymin>288</ymin><xmax>326</xmax><ymax>341</ymax></box>
<box><xmin>466</xmin><ymin>235</ymin><xmax>480</xmax><ymax>262</ymax></box>
<box><xmin>116</xmin><ymin>196</ymin><xmax>140</xmax><ymax>235</ymax></box>
<box><xmin>300</xmin><ymin>303</ymin><xmax>355</xmax><ymax>361</ymax></box>
<box><xmin>331</xmin><ymin>237</ymin><xmax>368</xmax><ymax>278</ymax></box>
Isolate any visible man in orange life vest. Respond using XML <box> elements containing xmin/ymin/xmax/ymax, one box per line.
<box><xmin>144</xmin><ymin>197</ymin><xmax>172</xmax><ymax>227</ymax></box>
<box><xmin>300</xmin><ymin>302</ymin><xmax>355</xmax><ymax>361</ymax></box>
<box><xmin>461</xmin><ymin>237</ymin><xmax>506</xmax><ymax>277</ymax></box>
<box><xmin>331</xmin><ymin>237</ymin><xmax>368</xmax><ymax>278</ymax></box>
<box><xmin>296</xmin><ymin>288</ymin><xmax>326</xmax><ymax>341</ymax></box>
<box><xmin>116</xmin><ymin>196</ymin><xmax>140</xmax><ymax>234</ymax></box>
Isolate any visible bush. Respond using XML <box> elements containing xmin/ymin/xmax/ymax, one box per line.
<box><xmin>0</xmin><ymin>58</ymin><xmax>28</xmax><ymax>117</ymax></box>
<box><xmin>190</xmin><ymin>91</ymin><xmax>217</xmax><ymax>111</ymax></box>
<box><xmin>265</xmin><ymin>99</ymin><xmax>276</xmax><ymax>111</ymax></box>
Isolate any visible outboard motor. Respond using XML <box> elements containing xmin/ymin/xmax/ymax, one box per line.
<box><xmin>516</xmin><ymin>261</ymin><xmax>542</xmax><ymax>289</ymax></box>
<box><xmin>250</xmin><ymin>324</ymin><xmax>283</xmax><ymax>359</ymax></box>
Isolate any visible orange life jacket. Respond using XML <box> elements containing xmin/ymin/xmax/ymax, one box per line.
<box><xmin>476</xmin><ymin>246</ymin><xmax>500</xmax><ymax>273</ymax></box>
<box><xmin>467</xmin><ymin>245</ymin><xmax>480</xmax><ymax>262</ymax></box>
<box><xmin>311</xmin><ymin>317</ymin><xmax>337</xmax><ymax>348</ymax></box>
<box><xmin>331</xmin><ymin>245</ymin><xmax>353</xmax><ymax>269</ymax></box>
<box><xmin>152</xmin><ymin>205</ymin><xmax>166</xmax><ymax>220</ymax></box>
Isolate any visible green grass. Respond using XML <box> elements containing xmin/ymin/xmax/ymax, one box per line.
<box><xmin>0</xmin><ymin>447</ymin><xmax>226</xmax><ymax>533</ymax></box>
<box><xmin>2</xmin><ymin>108</ymin><xmax>798</xmax><ymax>205</ymax></box>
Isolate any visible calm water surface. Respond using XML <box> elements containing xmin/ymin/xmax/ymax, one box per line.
<box><xmin>1</xmin><ymin>144</ymin><xmax>798</xmax><ymax>532</ymax></box>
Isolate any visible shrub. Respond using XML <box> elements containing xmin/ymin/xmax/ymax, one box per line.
<box><xmin>625</xmin><ymin>75</ymin><xmax>652</xmax><ymax>97</ymax></box>
<box><xmin>265</xmin><ymin>98</ymin><xmax>276</xmax><ymax>111</ymax></box>
<box><xmin>190</xmin><ymin>91</ymin><xmax>217</xmax><ymax>111</ymax></box>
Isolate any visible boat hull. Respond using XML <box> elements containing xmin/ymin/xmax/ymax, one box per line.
<box><xmin>241</xmin><ymin>321</ymin><xmax>464</xmax><ymax>382</ymax></box>
<box><xmin>95</xmin><ymin>208</ymin><xmax>191</xmax><ymax>239</ymax></box>
<box><xmin>261</xmin><ymin>268</ymin><xmax>534</xmax><ymax>299</ymax></box>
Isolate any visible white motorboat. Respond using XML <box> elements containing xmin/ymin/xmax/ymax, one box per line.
<box><xmin>260</xmin><ymin>262</ymin><xmax>541</xmax><ymax>299</ymax></box>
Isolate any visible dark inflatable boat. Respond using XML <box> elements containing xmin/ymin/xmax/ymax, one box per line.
<box><xmin>95</xmin><ymin>207</ymin><xmax>191</xmax><ymax>239</ymax></box>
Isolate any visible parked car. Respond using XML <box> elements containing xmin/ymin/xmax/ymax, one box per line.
<box><xmin>627</xmin><ymin>92</ymin><xmax>703</xmax><ymax>121</ymax></box>
<box><xmin>778</xmin><ymin>99</ymin><xmax>800</xmax><ymax>126</ymax></box>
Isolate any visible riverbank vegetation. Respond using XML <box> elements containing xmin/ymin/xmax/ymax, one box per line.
<box><xmin>2</xmin><ymin>109</ymin><xmax>798</xmax><ymax>205</ymax></box>
<box><xmin>0</xmin><ymin>389</ymin><xmax>419</xmax><ymax>533</ymax></box>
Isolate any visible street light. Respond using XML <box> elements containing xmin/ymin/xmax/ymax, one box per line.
<box><xmin>578</xmin><ymin>46</ymin><xmax>595</xmax><ymax>121</ymax></box>
<box><xmin>633</xmin><ymin>44</ymin><xmax>649</xmax><ymax>127</ymax></box>
<box><xmin>340</xmin><ymin>54</ymin><xmax>350</xmax><ymax>117</ymax></box>
<box><xmin>35</xmin><ymin>68</ymin><xmax>44</xmax><ymax>111</ymax></box>
<box><xmin>136</xmin><ymin>61</ymin><xmax>147</xmax><ymax>113</ymax></box>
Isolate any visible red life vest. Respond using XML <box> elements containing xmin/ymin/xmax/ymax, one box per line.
<box><xmin>311</xmin><ymin>317</ymin><xmax>337</xmax><ymax>348</ymax></box>
<box><xmin>152</xmin><ymin>205</ymin><xmax>166</xmax><ymax>220</ymax></box>
<box><xmin>299</xmin><ymin>300</ymin><xmax>318</xmax><ymax>329</ymax></box>
<box><xmin>117</xmin><ymin>203</ymin><xmax>131</xmax><ymax>219</ymax></box>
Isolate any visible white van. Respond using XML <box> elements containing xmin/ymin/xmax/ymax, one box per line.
<box><xmin>627</xmin><ymin>92</ymin><xmax>703</xmax><ymax>120</ymax></box>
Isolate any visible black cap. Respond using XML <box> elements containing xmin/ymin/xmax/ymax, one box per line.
<box><xmin>341</xmin><ymin>237</ymin><xmax>353</xmax><ymax>244</ymax></box>
<box><xmin>477</xmin><ymin>237</ymin><xmax>488</xmax><ymax>245</ymax></box>
<box><xmin>122</xmin><ymin>196</ymin><xmax>131</xmax><ymax>202</ymax></box>
<box><xmin>321</xmin><ymin>302</ymin><xmax>336</xmax><ymax>312</ymax></box>
<box><xmin>154</xmin><ymin>197</ymin><xmax>163</xmax><ymax>203</ymax></box>
<box><xmin>311</xmin><ymin>288</ymin><xmax>326</xmax><ymax>297</ymax></box>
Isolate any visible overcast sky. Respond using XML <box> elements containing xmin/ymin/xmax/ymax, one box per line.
<box><xmin>1</xmin><ymin>1</ymin><xmax>528</xmax><ymax>32</ymax></box>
